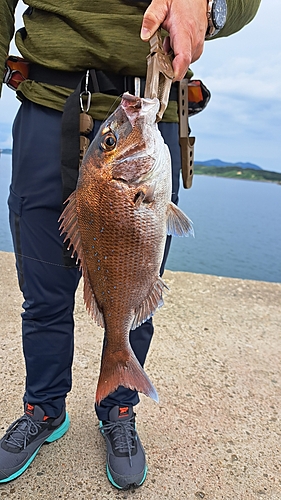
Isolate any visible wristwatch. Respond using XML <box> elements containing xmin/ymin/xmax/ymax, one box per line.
<box><xmin>205</xmin><ymin>0</ymin><xmax>227</xmax><ymax>39</ymax></box>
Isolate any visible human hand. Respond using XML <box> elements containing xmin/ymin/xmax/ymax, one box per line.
<box><xmin>140</xmin><ymin>0</ymin><xmax>208</xmax><ymax>81</ymax></box>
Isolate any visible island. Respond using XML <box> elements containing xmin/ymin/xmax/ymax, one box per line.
<box><xmin>194</xmin><ymin>160</ymin><xmax>281</xmax><ymax>184</ymax></box>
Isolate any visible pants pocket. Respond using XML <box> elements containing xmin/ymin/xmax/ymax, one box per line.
<box><xmin>8</xmin><ymin>188</ymin><xmax>24</xmax><ymax>290</ymax></box>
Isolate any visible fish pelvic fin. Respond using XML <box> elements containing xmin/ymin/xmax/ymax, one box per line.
<box><xmin>131</xmin><ymin>277</ymin><xmax>169</xmax><ymax>330</ymax></box>
<box><xmin>59</xmin><ymin>193</ymin><xmax>105</xmax><ymax>328</ymax></box>
<box><xmin>166</xmin><ymin>202</ymin><xmax>194</xmax><ymax>237</ymax></box>
<box><xmin>95</xmin><ymin>347</ymin><xmax>159</xmax><ymax>405</ymax></box>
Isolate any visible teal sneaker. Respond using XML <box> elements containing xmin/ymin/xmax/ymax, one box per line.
<box><xmin>99</xmin><ymin>406</ymin><xmax>147</xmax><ymax>490</ymax></box>
<box><xmin>0</xmin><ymin>403</ymin><xmax>69</xmax><ymax>483</ymax></box>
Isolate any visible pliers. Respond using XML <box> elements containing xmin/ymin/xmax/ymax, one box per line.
<box><xmin>144</xmin><ymin>29</ymin><xmax>195</xmax><ymax>188</ymax></box>
<box><xmin>144</xmin><ymin>29</ymin><xmax>174</xmax><ymax>122</ymax></box>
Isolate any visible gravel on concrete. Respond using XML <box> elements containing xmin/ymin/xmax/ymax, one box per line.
<box><xmin>0</xmin><ymin>250</ymin><xmax>280</xmax><ymax>500</ymax></box>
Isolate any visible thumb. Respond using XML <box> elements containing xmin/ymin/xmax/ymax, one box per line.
<box><xmin>140</xmin><ymin>2</ymin><xmax>166</xmax><ymax>41</ymax></box>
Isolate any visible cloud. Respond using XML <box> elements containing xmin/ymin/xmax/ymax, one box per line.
<box><xmin>0</xmin><ymin>88</ymin><xmax>20</xmax><ymax>122</ymax></box>
<box><xmin>0</xmin><ymin>0</ymin><xmax>280</xmax><ymax>172</ymax></box>
<box><xmin>0</xmin><ymin>122</ymin><xmax>13</xmax><ymax>148</ymax></box>
<box><xmin>0</xmin><ymin>86</ymin><xmax>20</xmax><ymax>149</ymax></box>
<box><xmin>206</xmin><ymin>55</ymin><xmax>281</xmax><ymax>102</ymax></box>
<box><xmin>190</xmin><ymin>0</ymin><xmax>281</xmax><ymax>172</ymax></box>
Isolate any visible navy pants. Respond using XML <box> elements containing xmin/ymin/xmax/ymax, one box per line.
<box><xmin>9</xmin><ymin>99</ymin><xmax>181</xmax><ymax>420</ymax></box>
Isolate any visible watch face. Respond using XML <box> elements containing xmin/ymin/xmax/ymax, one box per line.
<box><xmin>213</xmin><ymin>0</ymin><xmax>227</xmax><ymax>30</ymax></box>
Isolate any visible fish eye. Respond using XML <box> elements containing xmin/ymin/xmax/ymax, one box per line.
<box><xmin>100</xmin><ymin>132</ymin><xmax>117</xmax><ymax>152</ymax></box>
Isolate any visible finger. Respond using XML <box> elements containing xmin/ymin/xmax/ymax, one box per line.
<box><xmin>162</xmin><ymin>36</ymin><xmax>171</xmax><ymax>54</ymax></box>
<box><xmin>170</xmin><ymin>27</ymin><xmax>205</xmax><ymax>80</ymax></box>
<box><xmin>172</xmin><ymin>42</ymin><xmax>204</xmax><ymax>81</ymax></box>
<box><xmin>140</xmin><ymin>1</ymin><xmax>167</xmax><ymax>41</ymax></box>
<box><xmin>172</xmin><ymin>53</ymin><xmax>192</xmax><ymax>81</ymax></box>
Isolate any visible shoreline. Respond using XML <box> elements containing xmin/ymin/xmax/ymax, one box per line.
<box><xmin>1</xmin><ymin>250</ymin><xmax>280</xmax><ymax>285</ymax></box>
<box><xmin>194</xmin><ymin>172</ymin><xmax>281</xmax><ymax>185</ymax></box>
<box><xmin>1</xmin><ymin>152</ymin><xmax>281</xmax><ymax>184</ymax></box>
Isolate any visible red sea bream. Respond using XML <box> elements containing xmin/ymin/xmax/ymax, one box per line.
<box><xmin>59</xmin><ymin>93</ymin><xmax>193</xmax><ymax>404</ymax></box>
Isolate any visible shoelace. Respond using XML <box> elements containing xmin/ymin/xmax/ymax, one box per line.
<box><xmin>101</xmin><ymin>418</ymin><xmax>136</xmax><ymax>467</ymax></box>
<box><xmin>4</xmin><ymin>415</ymin><xmax>42</xmax><ymax>450</ymax></box>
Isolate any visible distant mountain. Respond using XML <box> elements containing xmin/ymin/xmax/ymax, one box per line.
<box><xmin>0</xmin><ymin>149</ymin><xmax>12</xmax><ymax>155</ymax></box>
<box><xmin>195</xmin><ymin>159</ymin><xmax>262</xmax><ymax>170</ymax></box>
<box><xmin>194</xmin><ymin>164</ymin><xmax>281</xmax><ymax>184</ymax></box>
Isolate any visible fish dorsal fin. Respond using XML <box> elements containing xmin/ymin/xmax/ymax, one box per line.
<box><xmin>166</xmin><ymin>202</ymin><xmax>194</xmax><ymax>237</ymax></box>
<box><xmin>59</xmin><ymin>193</ymin><xmax>105</xmax><ymax>328</ymax></box>
<box><xmin>59</xmin><ymin>192</ymin><xmax>83</xmax><ymax>263</ymax></box>
<box><xmin>131</xmin><ymin>277</ymin><xmax>169</xmax><ymax>330</ymax></box>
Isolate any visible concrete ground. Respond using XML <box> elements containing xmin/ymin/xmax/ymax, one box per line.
<box><xmin>0</xmin><ymin>250</ymin><xmax>280</xmax><ymax>500</ymax></box>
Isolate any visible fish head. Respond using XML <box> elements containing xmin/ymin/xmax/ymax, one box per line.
<box><xmin>80</xmin><ymin>93</ymin><xmax>168</xmax><ymax>186</ymax></box>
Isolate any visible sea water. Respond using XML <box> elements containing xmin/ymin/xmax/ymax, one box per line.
<box><xmin>1</xmin><ymin>154</ymin><xmax>280</xmax><ymax>283</ymax></box>
<box><xmin>167</xmin><ymin>174</ymin><xmax>281</xmax><ymax>283</ymax></box>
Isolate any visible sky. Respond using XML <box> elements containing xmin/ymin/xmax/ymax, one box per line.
<box><xmin>0</xmin><ymin>0</ymin><xmax>280</xmax><ymax>172</ymax></box>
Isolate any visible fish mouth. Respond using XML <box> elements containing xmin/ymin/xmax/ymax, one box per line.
<box><xmin>121</xmin><ymin>93</ymin><xmax>160</xmax><ymax>123</ymax></box>
<box><xmin>121</xmin><ymin>93</ymin><xmax>142</xmax><ymax>109</ymax></box>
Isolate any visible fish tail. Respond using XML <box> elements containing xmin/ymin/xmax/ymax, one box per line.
<box><xmin>95</xmin><ymin>347</ymin><xmax>159</xmax><ymax>405</ymax></box>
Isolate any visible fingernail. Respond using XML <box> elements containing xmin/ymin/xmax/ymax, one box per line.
<box><xmin>140</xmin><ymin>27</ymin><xmax>152</xmax><ymax>40</ymax></box>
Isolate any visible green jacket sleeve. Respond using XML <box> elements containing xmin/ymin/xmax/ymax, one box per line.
<box><xmin>0</xmin><ymin>0</ymin><xmax>18</xmax><ymax>96</ymax></box>
<box><xmin>0</xmin><ymin>0</ymin><xmax>261</xmax><ymax>100</ymax></box>
<box><xmin>214</xmin><ymin>0</ymin><xmax>261</xmax><ymax>38</ymax></box>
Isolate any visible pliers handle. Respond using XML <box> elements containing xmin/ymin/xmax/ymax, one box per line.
<box><xmin>144</xmin><ymin>29</ymin><xmax>174</xmax><ymax>122</ymax></box>
<box><xmin>144</xmin><ymin>29</ymin><xmax>195</xmax><ymax>189</ymax></box>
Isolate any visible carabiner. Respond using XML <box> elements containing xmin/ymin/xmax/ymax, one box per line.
<box><xmin>80</xmin><ymin>70</ymin><xmax>91</xmax><ymax>112</ymax></box>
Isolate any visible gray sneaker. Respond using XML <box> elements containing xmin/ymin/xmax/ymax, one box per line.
<box><xmin>99</xmin><ymin>405</ymin><xmax>147</xmax><ymax>490</ymax></box>
<box><xmin>0</xmin><ymin>403</ymin><xmax>69</xmax><ymax>483</ymax></box>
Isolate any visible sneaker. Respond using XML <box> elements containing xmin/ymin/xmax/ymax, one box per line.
<box><xmin>99</xmin><ymin>405</ymin><xmax>147</xmax><ymax>490</ymax></box>
<box><xmin>0</xmin><ymin>403</ymin><xmax>70</xmax><ymax>483</ymax></box>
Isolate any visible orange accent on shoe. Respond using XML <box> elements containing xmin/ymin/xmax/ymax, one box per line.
<box><xmin>119</xmin><ymin>407</ymin><xmax>129</xmax><ymax>417</ymax></box>
<box><xmin>26</xmin><ymin>404</ymin><xmax>34</xmax><ymax>416</ymax></box>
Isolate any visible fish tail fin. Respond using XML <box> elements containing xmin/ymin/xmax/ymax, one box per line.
<box><xmin>95</xmin><ymin>346</ymin><xmax>158</xmax><ymax>405</ymax></box>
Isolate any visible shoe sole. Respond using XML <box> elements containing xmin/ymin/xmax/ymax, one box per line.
<box><xmin>0</xmin><ymin>412</ymin><xmax>70</xmax><ymax>483</ymax></box>
<box><xmin>106</xmin><ymin>463</ymin><xmax>148</xmax><ymax>490</ymax></box>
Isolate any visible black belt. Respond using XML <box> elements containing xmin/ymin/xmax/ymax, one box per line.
<box><xmin>29</xmin><ymin>64</ymin><xmax>178</xmax><ymax>100</ymax></box>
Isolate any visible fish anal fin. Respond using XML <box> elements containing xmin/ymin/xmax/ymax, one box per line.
<box><xmin>131</xmin><ymin>277</ymin><xmax>168</xmax><ymax>330</ymax></box>
<box><xmin>95</xmin><ymin>347</ymin><xmax>158</xmax><ymax>405</ymax></box>
<box><xmin>83</xmin><ymin>271</ymin><xmax>105</xmax><ymax>328</ymax></box>
<box><xmin>166</xmin><ymin>202</ymin><xmax>194</xmax><ymax>237</ymax></box>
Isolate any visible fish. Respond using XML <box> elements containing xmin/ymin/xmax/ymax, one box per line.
<box><xmin>59</xmin><ymin>93</ymin><xmax>193</xmax><ymax>405</ymax></box>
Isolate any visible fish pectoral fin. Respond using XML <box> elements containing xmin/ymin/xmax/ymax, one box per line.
<box><xmin>131</xmin><ymin>277</ymin><xmax>169</xmax><ymax>330</ymax></box>
<box><xmin>95</xmin><ymin>347</ymin><xmax>158</xmax><ymax>405</ymax></box>
<box><xmin>166</xmin><ymin>202</ymin><xmax>194</xmax><ymax>237</ymax></box>
<box><xmin>133</xmin><ymin>183</ymin><xmax>155</xmax><ymax>208</ymax></box>
<box><xmin>133</xmin><ymin>190</ymin><xmax>146</xmax><ymax>208</ymax></box>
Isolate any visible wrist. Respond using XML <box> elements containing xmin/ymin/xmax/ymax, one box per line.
<box><xmin>205</xmin><ymin>0</ymin><xmax>227</xmax><ymax>39</ymax></box>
